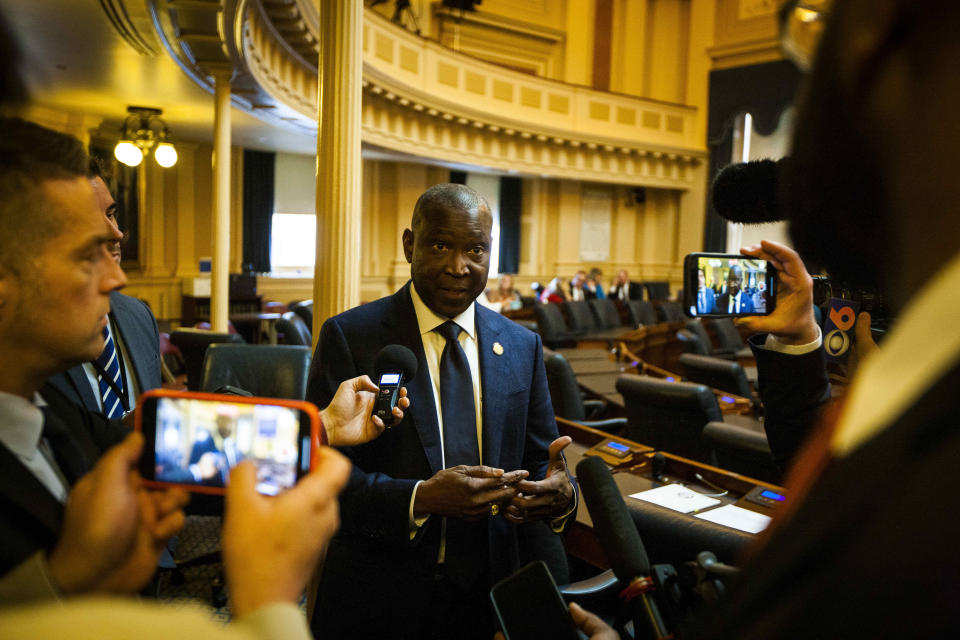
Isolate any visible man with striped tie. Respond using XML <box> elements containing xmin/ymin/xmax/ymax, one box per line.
<box><xmin>45</xmin><ymin>160</ymin><xmax>162</xmax><ymax>420</ymax></box>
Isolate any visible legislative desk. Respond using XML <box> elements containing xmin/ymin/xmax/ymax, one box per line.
<box><xmin>558</xmin><ymin>417</ymin><xmax>786</xmax><ymax>570</ymax></box>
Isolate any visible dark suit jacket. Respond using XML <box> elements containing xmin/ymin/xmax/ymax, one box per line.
<box><xmin>568</xmin><ymin>284</ymin><xmax>596</xmax><ymax>301</ymax></box>
<box><xmin>716</xmin><ymin>291</ymin><xmax>754</xmax><ymax>314</ymax></box>
<box><xmin>690</xmin><ymin>360</ymin><xmax>960</xmax><ymax>638</ymax></box>
<box><xmin>0</xmin><ymin>384</ymin><xmax>129</xmax><ymax>575</ymax></box>
<box><xmin>46</xmin><ymin>291</ymin><xmax>161</xmax><ymax>414</ymax></box>
<box><xmin>610</xmin><ymin>281</ymin><xmax>643</xmax><ymax>301</ymax></box>
<box><xmin>306</xmin><ymin>283</ymin><xmax>567</xmax><ymax>638</ymax></box>
<box><xmin>749</xmin><ymin>334</ymin><xmax>831</xmax><ymax>470</ymax></box>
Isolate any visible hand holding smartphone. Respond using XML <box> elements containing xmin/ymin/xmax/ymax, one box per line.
<box><xmin>490</xmin><ymin>561</ymin><xmax>583</xmax><ymax>640</ymax></box>
<box><xmin>136</xmin><ymin>389</ymin><xmax>323</xmax><ymax>496</ymax></box>
<box><xmin>684</xmin><ymin>252</ymin><xmax>776</xmax><ymax>318</ymax></box>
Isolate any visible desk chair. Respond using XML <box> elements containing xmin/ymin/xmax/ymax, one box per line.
<box><xmin>589</xmin><ymin>298</ymin><xmax>625</xmax><ymax>330</ymax></box>
<box><xmin>169</xmin><ymin>329</ymin><xmax>245</xmax><ymax>391</ymax></box>
<box><xmin>200</xmin><ymin>344</ymin><xmax>312</xmax><ymax>400</ymax></box>
<box><xmin>676</xmin><ymin>328</ymin><xmax>711</xmax><ymax>356</ymax></box>
<box><xmin>643</xmin><ymin>281</ymin><xmax>671</xmax><ymax>302</ymax></box>
<box><xmin>657</xmin><ymin>301</ymin><xmax>685</xmax><ymax>323</ymax></box>
<box><xmin>707</xmin><ymin>318</ymin><xmax>753</xmax><ymax>359</ymax></box>
<box><xmin>564</xmin><ymin>301</ymin><xmax>625</xmax><ymax>341</ymax></box>
<box><xmin>276</xmin><ymin>311</ymin><xmax>312</xmax><ymax>346</ymax></box>
<box><xmin>534</xmin><ymin>302</ymin><xmax>579</xmax><ymax>348</ymax></box>
<box><xmin>701</xmin><ymin>421</ymin><xmax>779</xmax><ymax>484</ymax></box>
<box><xmin>679</xmin><ymin>353</ymin><xmax>752</xmax><ymax>399</ymax></box>
<box><xmin>616</xmin><ymin>374</ymin><xmax>722</xmax><ymax>464</ymax></box>
<box><xmin>544</xmin><ymin>352</ymin><xmax>627</xmax><ymax>434</ymax></box>
<box><xmin>288</xmin><ymin>299</ymin><xmax>313</xmax><ymax>329</ymax></box>
<box><xmin>627</xmin><ymin>300</ymin><xmax>658</xmax><ymax>328</ymax></box>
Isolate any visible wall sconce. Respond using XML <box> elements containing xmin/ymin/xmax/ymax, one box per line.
<box><xmin>114</xmin><ymin>106</ymin><xmax>178</xmax><ymax>168</ymax></box>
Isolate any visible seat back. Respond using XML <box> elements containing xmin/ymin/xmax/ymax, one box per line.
<box><xmin>708</xmin><ymin>318</ymin><xmax>746</xmax><ymax>351</ymax></box>
<box><xmin>169</xmin><ymin>328</ymin><xmax>245</xmax><ymax>391</ymax></box>
<box><xmin>676</xmin><ymin>328</ymin><xmax>710</xmax><ymax>356</ymax></box>
<box><xmin>643</xmin><ymin>281</ymin><xmax>671</xmax><ymax>302</ymax></box>
<box><xmin>616</xmin><ymin>374</ymin><xmax>722</xmax><ymax>462</ymax></box>
<box><xmin>543</xmin><ymin>352</ymin><xmax>587</xmax><ymax>422</ymax></box>
<box><xmin>679</xmin><ymin>353</ymin><xmax>752</xmax><ymax>399</ymax></box>
<box><xmin>657</xmin><ymin>301</ymin><xmax>684</xmax><ymax>322</ymax></box>
<box><xmin>534</xmin><ymin>303</ymin><xmax>572</xmax><ymax>345</ymax></box>
<box><xmin>564</xmin><ymin>301</ymin><xmax>599</xmax><ymax>333</ymax></box>
<box><xmin>276</xmin><ymin>311</ymin><xmax>312</xmax><ymax>346</ymax></box>
<box><xmin>684</xmin><ymin>319</ymin><xmax>715</xmax><ymax>353</ymax></box>
<box><xmin>288</xmin><ymin>300</ymin><xmax>314</xmax><ymax>329</ymax></box>
<box><xmin>201</xmin><ymin>344</ymin><xmax>312</xmax><ymax>400</ymax></box>
<box><xmin>701</xmin><ymin>421</ymin><xmax>780</xmax><ymax>484</ymax></box>
<box><xmin>590</xmin><ymin>298</ymin><xmax>622</xmax><ymax>329</ymax></box>
<box><xmin>626</xmin><ymin>300</ymin><xmax>658</xmax><ymax>328</ymax></box>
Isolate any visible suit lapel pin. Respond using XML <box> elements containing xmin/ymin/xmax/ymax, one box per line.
<box><xmin>492</xmin><ymin>342</ymin><xmax>504</xmax><ymax>356</ymax></box>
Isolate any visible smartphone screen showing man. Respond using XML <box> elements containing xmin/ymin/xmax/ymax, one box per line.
<box><xmin>138</xmin><ymin>391</ymin><xmax>317</xmax><ymax>495</ymax></box>
<box><xmin>684</xmin><ymin>253</ymin><xmax>776</xmax><ymax>318</ymax></box>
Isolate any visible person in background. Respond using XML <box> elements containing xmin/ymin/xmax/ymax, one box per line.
<box><xmin>609</xmin><ymin>269</ymin><xmax>642</xmax><ymax>302</ymax></box>
<box><xmin>568</xmin><ymin>270</ymin><xmax>593</xmax><ymax>302</ymax></box>
<box><xmin>539</xmin><ymin>277</ymin><xmax>567</xmax><ymax>304</ymax></box>
<box><xmin>585</xmin><ymin>268</ymin><xmax>605</xmax><ymax>299</ymax></box>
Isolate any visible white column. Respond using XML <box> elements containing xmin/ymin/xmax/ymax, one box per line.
<box><xmin>211</xmin><ymin>75</ymin><xmax>232</xmax><ymax>333</ymax></box>
<box><xmin>313</xmin><ymin>0</ymin><xmax>363</xmax><ymax>337</ymax></box>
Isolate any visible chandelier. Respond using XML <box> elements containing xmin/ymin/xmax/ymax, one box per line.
<box><xmin>114</xmin><ymin>106</ymin><xmax>178</xmax><ymax>168</ymax></box>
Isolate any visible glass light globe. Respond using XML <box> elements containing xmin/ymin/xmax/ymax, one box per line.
<box><xmin>114</xmin><ymin>141</ymin><xmax>143</xmax><ymax>167</ymax></box>
<box><xmin>154</xmin><ymin>142</ymin><xmax>178</xmax><ymax>168</ymax></box>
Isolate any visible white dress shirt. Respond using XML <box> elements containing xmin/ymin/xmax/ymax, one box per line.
<box><xmin>407</xmin><ymin>284</ymin><xmax>484</xmax><ymax>542</ymax></box>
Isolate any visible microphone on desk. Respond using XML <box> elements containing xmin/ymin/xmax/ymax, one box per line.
<box><xmin>372</xmin><ymin>345</ymin><xmax>418</xmax><ymax>427</ymax></box>
<box><xmin>576</xmin><ymin>456</ymin><xmax>669</xmax><ymax>639</ymax></box>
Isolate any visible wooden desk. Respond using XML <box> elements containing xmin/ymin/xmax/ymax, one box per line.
<box><xmin>559</xmin><ymin>418</ymin><xmax>786</xmax><ymax>569</ymax></box>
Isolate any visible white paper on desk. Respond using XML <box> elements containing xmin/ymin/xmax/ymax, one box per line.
<box><xmin>629</xmin><ymin>484</ymin><xmax>721</xmax><ymax>514</ymax></box>
<box><xmin>695</xmin><ymin>504</ymin><xmax>772</xmax><ymax>534</ymax></box>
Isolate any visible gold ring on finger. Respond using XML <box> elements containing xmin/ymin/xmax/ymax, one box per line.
<box><xmin>490</xmin><ymin>503</ymin><xmax>500</xmax><ymax>517</ymax></box>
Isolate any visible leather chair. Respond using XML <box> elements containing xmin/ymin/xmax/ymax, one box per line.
<box><xmin>707</xmin><ymin>318</ymin><xmax>752</xmax><ymax>359</ymax></box>
<box><xmin>544</xmin><ymin>352</ymin><xmax>627</xmax><ymax>434</ymax></box>
<box><xmin>288</xmin><ymin>299</ymin><xmax>313</xmax><ymax>329</ymax></box>
<box><xmin>276</xmin><ymin>311</ymin><xmax>312</xmax><ymax>346</ymax></box>
<box><xmin>616</xmin><ymin>374</ymin><xmax>722</xmax><ymax>463</ymax></box>
<box><xmin>701</xmin><ymin>421</ymin><xmax>780</xmax><ymax>484</ymax></box>
<box><xmin>643</xmin><ymin>281</ymin><xmax>671</xmax><ymax>302</ymax></box>
<box><xmin>676</xmin><ymin>328</ymin><xmax>711</xmax><ymax>356</ymax></box>
<box><xmin>678</xmin><ymin>353</ymin><xmax>753</xmax><ymax>399</ymax></box>
<box><xmin>626</xmin><ymin>300</ymin><xmax>658</xmax><ymax>328</ymax></box>
<box><xmin>684</xmin><ymin>319</ymin><xmax>740</xmax><ymax>360</ymax></box>
<box><xmin>656</xmin><ymin>301</ymin><xmax>685</xmax><ymax>323</ymax></box>
<box><xmin>534</xmin><ymin>302</ymin><xmax>578</xmax><ymax>348</ymax></box>
<box><xmin>200</xmin><ymin>344</ymin><xmax>312</xmax><ymax>400</ymax></box>
<box><xmin>169</xmin><ymin>328</ymin><xmax>245</xmax><ymax>391</ymax></box>
<box><xmin>589</xmin><ymin>298</ymin><xmax>625</xmax><ymax>330</ymax></box>
<box><xmin>564</xmin><ymin>301</ymin><xmax>624</xmax><ymax>341</ymax></box>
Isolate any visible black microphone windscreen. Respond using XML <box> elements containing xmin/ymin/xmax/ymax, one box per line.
<box><xmin>374</xmin><ymin>344</ymin><xmax>419</xmax><ymax>380</ymax></box>
<box><xmin>711</xmin><ymin>158</ymin><xmax>784</xmax><ymax>224</ymax></box>
<box><xmin>576</xmin><ymin>456</ymin><xmax>651</xmax><ymax>582</ymax></box>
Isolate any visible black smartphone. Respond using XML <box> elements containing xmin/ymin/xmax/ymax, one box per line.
<box><xmin>490</xmin><ymin>561</ymin><xmax>582</xmax><ymax>640</ymax></box>
<box><xmin>136</xmin><ymin>389</ymin><xmax>322</xmax><ymax>496</ymax></box>
<box><xmin>683</xmin><ymin>252</ymin><xmax>776</xmax><ymax>318</ymax></box>
<box><xmin>372</xmin><ymin>370</ymin><xmax>403</xmax><ymax>426</ymax></box>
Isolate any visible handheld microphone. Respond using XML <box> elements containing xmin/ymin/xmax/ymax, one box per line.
<box><xmin>711</xmin><ymin>158</ymin><xmax>785</xmax><ymax>224</ymax></box>
<box><xmin>372</xmin><ymin>345</ymin><xmax>418</xmax><ymax>427</ymax></box>
<box><xmin>576</xmin><ymin>456</ymin><xmax>668</xmax><ymax>638</ymax></box>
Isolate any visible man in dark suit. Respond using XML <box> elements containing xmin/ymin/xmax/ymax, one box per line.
<box><xmin>716</xmin><ymin>265</ymin><xmax>753</xmax><ymax>314</ymax></box>
<box><xmin>695</xmin><ymin>267</ymin><xmax>716</xmax><ymax>314</ymax></box>
<box><xmin>46</xmin><ymin>163</ymin><xmax>162</xmax><ymax>418</ymax></box>
<box><xmin>568</xmin><ymin>270</ymin><xmax>595</xmax><ymax>301</ymax></box>
<box><xmin>307</xmin><ymin>183</ymin><xmax>575</xmax><ymax>640</ymax></box>
<box><xmin>609</xmin><ymin>269</ymin><xmax>642</xmax><ymax>302</ymax></box>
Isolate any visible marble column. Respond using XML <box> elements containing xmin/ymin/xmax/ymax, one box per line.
<box><xmin>313</xmin><ymin>0</ymin><xmax>363</xmax><ymax>337</ymax></box>
<box><xmin>211</xmin><ymin>74</ymin><xmax>232</xmax><ymax>333</ymax></box>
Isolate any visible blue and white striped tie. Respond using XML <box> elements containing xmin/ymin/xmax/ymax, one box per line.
<box><xmin>96</xmin><ymin>322</ymin><xmax>125</xmax><ymax>419</ymax></box>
